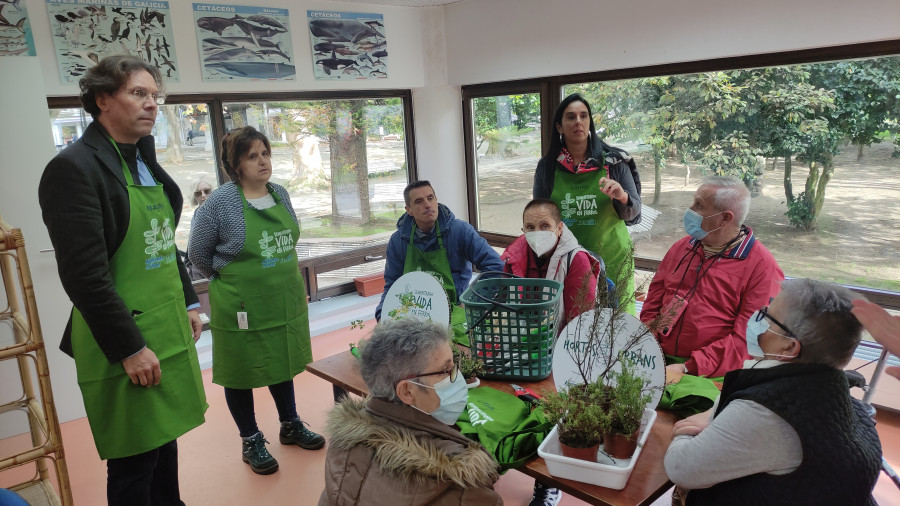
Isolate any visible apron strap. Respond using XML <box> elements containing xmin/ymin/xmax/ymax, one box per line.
<box><xmin>409</xmin><ymin>220</ymin><xmax>444</xmax><ymax>248</ymax></box>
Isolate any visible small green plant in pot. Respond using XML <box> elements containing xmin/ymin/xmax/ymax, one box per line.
<box><xmin>542</xmin><ymin>381</ymin><xmax>609</xmax><ymax>461</ymax></box>
<box><xmin>453</xmin><ymin>349</ymin><xmax>485</xmax><ymax>385</ymax></box>
<box><xmin>603</xmin><ymin>360</ymin><xmax>653</xmax><ymax>460</ymax></box>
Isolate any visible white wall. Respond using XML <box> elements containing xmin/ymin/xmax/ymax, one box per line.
<box><xmin>0</xmin><ymin>57</ymin><xmax>83</xmax><ymax>437</ymax></box>
<box><xmin>444</xmin><ymin>0</ymin><xmax>900</xmax><ymax>85</ymax></box>
<box><xmin>410</xmin><ymin>7</ymin><xmax>469</xmax><ymax>219</ymax></box>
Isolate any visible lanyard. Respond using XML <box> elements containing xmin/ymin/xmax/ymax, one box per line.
<box><xmin>670</xmin><ymin>231</ymin><xmax>745</xmax><ymax>304</ymax></box>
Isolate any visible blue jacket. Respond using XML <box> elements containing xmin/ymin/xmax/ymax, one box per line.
<box><xmin>375</xmin><ymin>204</ymin><xmax>503</xmax><ymax>320</ymax></box>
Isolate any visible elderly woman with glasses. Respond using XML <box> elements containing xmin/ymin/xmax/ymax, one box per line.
<box><xmin>664</xmin><ymin>278</ymin><xmax>883</xmax><ymax>506</ymax></box>
<box><xmin>188</xmin><ymin>178</ymin><xmax>214</xmax><ymax>207</ymax></box>
<box><xmin>318</xmin><ymin>319</ymin><xmax>502</xmax><ymax>506</ymax></box>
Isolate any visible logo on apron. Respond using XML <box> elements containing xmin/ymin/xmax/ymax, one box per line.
<box><xmin>559</xmin><ymin>192</ymin><xmax>598</xmax><ymax>223</ymax></box>
<box><xmin>143</xmin><ymin>217</ymin><xmax>175</xmax><ymax>270</ymax></box>
<box><xmin>258</xmin><ymin>229</ymin><xmax>295</xmax><ymax>268</ymax></box>
<box><xmin>559</xmin><ymin>193</ymin><xmax>577</xmax><ymax>219</ymax></box>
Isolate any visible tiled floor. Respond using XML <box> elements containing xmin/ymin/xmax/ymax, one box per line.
<box><xmin>2</xmin><ymin>317</ymin><xmax>899</xmax><ymax>505</ymax></box>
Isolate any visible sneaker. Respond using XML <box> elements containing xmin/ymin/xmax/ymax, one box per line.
<box><xmin>529</xmin><ymin>481</ymin><xmax>562</xmax><ymax>506</ymax></box>
<box><xmin>241</xmin><ymin>432</ymin><xmax>279</xmax><ymax>475</ymax></box>
<box><xmin>279</xmin><ymin>417</ymin><xmax>325</xmax><ymax>450</ymax></box>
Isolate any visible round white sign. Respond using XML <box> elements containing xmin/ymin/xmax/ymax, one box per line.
<box><xmin>552</xmin><ymin>308</ymin><xmax>666</xmax><ymax>409</ymax></box>
<box><xmin>381</xmin><ymin>271</ymin><xmax>451</xmax><ymax>329</ymax></box>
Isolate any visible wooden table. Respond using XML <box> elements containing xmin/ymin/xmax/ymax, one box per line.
<box><xmin>307</xmin><ymin>350</ymin><xmax>675</xmax><ymax>506</ymax></box>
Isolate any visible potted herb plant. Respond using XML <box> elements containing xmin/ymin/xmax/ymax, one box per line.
<box><xmin>602</xmin><ymin>361</ymin><xmax>654</xmax><ymax>459</ymax></box>
<box><xmin>454</xmin><ymin>350</ymin><xmax>485</xmax><ymax>387</ymax></box>
<box><xmin>542</xmin><ymin>247</ymin><xmax>662</xmax><ymax>464</ymax></box>
<box><xmin>541</xmin><ymin>381</ymin><xmax>608</xmax><ymax>461</ymax></box>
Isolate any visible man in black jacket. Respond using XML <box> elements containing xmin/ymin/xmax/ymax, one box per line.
<box><xmin>39</xmin><ymin>55</ymin><xmax>207</xmax><ymax>506</ymax></box>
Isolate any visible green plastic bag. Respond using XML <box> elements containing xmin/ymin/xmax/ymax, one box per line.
<box><xmin>456</xmin><ymin>387</ymin><xmax>553</xmax><ymax>471</ymax></box>
<box><xmin>659</xmin><ymin>374</ymin><xmax>721</xmax><ymax>418</ymax></box>
<box><xmin>451</xmin><ymin>304</ymin><xmax>469</xmax><ymax>346</ymax></box>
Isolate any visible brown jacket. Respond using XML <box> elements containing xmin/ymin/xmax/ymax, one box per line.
<box><xmin>318</xmin><ymin>396</ymin><xmax>502</xmax><ymax>506</ymax></box>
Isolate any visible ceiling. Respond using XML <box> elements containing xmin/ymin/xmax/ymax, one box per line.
<box><xmin>328</xmin><ymin>0</ymin><xmax>464</xmax><ymax>6</ymax></box>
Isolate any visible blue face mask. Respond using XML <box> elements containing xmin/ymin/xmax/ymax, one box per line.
<box><xmin>745</xmin><ymin>314</ymin><xmax>768</xmax><ymax>358</ymax></box>
<box><xmin>410</xmin><ymin>369</ymin><xmax>468</xmax><ymax>425</ymax></box>
<box><xmin>746</xmin><ymin>310</ymin><xmax>798</xmax><ymax>359</ymax></box>
<box><xmin>683</xmin><ymin>209</ymin><xmax>725</xmax><ymax>241</ymax></box>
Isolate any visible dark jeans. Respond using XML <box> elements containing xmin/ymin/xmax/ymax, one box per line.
<box><xmin>223</xmin><ymin>380</ymin><xmax>298</xmax><ymax>438</ymax></box>
<box><xmin>107</xmin><ymin>439</ymin><xmax>184</xmax><ymax>506</ymax></box>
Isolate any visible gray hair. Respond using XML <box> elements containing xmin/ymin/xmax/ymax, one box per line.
<box><xmin>361</xmin><ymin>319</ymin><xmax>451</xmax><ymax>401</ymax></box>
<box><xmin>79</xmin><ymin>55</ymin><xmax>163</xmax><ymax>120</ymax></box>
<box><xmin>777</xmin><ymin>278</ymin><xmax>863</xmax><ymax>368</ymax></box>
<box><xmin>702</xmin><ymin>175</ymin><xmax>751</xmax><ymax>224</ymax></box>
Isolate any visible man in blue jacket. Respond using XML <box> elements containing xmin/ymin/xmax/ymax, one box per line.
<box><xmin>376</xmin><ymin>180</ymin><xmax>504</xmax><ymax>321</ymax></box>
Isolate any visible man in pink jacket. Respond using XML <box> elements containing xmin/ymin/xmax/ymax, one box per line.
<box><xmin>640</xmin><ymin>176</ymin><xmax>784</xmax><ymax>379</ymax></box>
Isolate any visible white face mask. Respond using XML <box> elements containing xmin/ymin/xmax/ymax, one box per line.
<box><xmin>525</xmin><ymin>231</ymin><xmax>558</xmax><ymax>257</ymax></box>
<box><xmin>409</xmin><ymin>370</ymin><xmax>468</xmax><ymax>425</ymax></box>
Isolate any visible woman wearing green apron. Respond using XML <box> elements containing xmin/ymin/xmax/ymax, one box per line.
<box><xmin>534</xmin><ymin>93</ymin><xmax>642</xmax><ymax>315</ymax></box>
<box><xmin>189</xmin><ymin>127</ymin><xmax>324</xmax><ymax>475</ymax></box>
<box><xmin>531</xmin><ymin>92</ymin><xmax>643</xmax><ymax>506</ymax></box>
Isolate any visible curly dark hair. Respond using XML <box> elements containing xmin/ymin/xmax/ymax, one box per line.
<box><xmin>79</xmin><ymin>55</ymin><xmax>163</xmax><ymax>119</ymax></box>
<box><xmin>221</xmin><ymin>126</ymin><xmax>272</xmax><ymax>183</ymax></box>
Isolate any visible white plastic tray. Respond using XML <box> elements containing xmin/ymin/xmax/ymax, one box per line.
<box><xmin>537</xmin><ymin>408</ymin><xmax>657</xmax><ymax>490</ymax></box>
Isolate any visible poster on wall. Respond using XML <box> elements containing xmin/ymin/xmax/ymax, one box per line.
<box><xmin>193</xmin><ymin>3</ymin><xmax>294</xmax><ymax>81</ymax></box>
<box><xmin>46</xmin><ymin>0</ymin><xmax>179</xmax><ymax>84</ymax></box>
<box><xmin>0</xmin><ymin>2</ymin><xmax>36</xmax><ymax>57</ymax></box>
<box><xmin>307</xmin><ymin>10</ymin><xmax>387</xmax><ymax>81</ymax></box>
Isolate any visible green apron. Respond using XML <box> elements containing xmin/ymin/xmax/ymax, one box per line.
<box><xmin>208</xmin><ymin>184</ymin><xmax>312</xmax><ymax>389</ymax></box>
<box><xmin>550</xmin><ymin>168</ymin><xmax>636</xmax><ymax>315</ymax></box>
<box><xmin>402</xmin><ymin>221</ymin><xmax>468</xmax><ymax>345</ymax></box>
<box><xmin>70</xmin><ymin>140</ymin><xmax>207</xmax><ymax>460</ymax></box>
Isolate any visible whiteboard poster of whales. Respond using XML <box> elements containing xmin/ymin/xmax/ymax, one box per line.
<box><xmin>0</xmin><ymin>2</ymin><xmax>36</xmax><ymax>57</ymax></box>
<box><xmin>194</xmin><ymin>3</ymin><xmax>294</xmax><ymax>81</ymax></box>
<box><xmin>46</xmin><ymin>0</ymin><xmax>178</xmax><ymax>84</ymax></box>
<box><xmin>307</xmin><ymin>10</ymin><xmax>387</xmax><ymax>81</ymax></box>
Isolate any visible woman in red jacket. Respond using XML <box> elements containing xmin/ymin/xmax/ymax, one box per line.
<box><xmin>501</xmin><ymin>198</ymin><xmax>600</xmax><ymax>334</ymax></box>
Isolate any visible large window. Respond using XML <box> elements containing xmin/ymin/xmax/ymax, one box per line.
<box><xmin>48</xmin><ymin>91</ymin><xmax>415</xmax><ymax>295</ymax></box>
<box><xmin>564</xmin><ymin>55</ymin><xmax>900</xmax><ymax>292</ymax></box>
<box><xmin>469</xmin><ymin>93</ymin><xmax>542</xmax><ymax>235</ymax></box>
<box><xmin>465</xmin><ymin>52</ymin><xmax>900</xmax><ymax>294</ymax></box>
<box><xmin>49</xmin><ymin>104</ymin><xmax>218</xmax><ymax>253</ymax></box>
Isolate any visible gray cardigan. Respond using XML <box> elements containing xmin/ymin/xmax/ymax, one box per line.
<box><xmin>188</xmin><ymin>181</ymin><xmax>298</xmax><ymax>279</ymax></box>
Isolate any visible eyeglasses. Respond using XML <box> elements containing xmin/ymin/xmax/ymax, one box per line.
<box><xmin>754</xmin><ymin>306</ymin><xmax>796</xmax><ymax>338</ymax></box>
<box><xmin>124</xmin><ymin>87</ymin><xmax>165</xmax><ymax>105</ymax></box>
<box><xmin>193</xmin><ymin>188</ymin><xmax>212</xmax><ymax>197</ymax></box>
<box><xmin>405</xmin><ymin>366</ymin><xmax>458</xmax><ymax>383</ymax></box>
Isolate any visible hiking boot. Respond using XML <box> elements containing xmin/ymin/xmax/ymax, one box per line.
<box><xmin>529</xmin><ymin>481</ymin><xmax>562</xmax><ymax>506</ymax></box>
<box><xmin>279</xmin><ymin>417</ymin><xmax>325</xmax><ymax>450</ymax></box>
<box><xmin>241</xmin><ymin>432</ymin><xmax>279</xmax><ymax>475</ymax></box>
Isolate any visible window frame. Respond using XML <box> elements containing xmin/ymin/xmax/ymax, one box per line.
<box><xmin>461</xmin><ymin>39</ymin><xmax>900</xmax><ymax>311</ymax></box>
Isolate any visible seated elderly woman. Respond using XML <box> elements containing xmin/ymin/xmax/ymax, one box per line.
<box><xmin>318</xmin><ymin>319</ymin><xmax>502</xmax><ymax>506</ymax></box>
<box><xmin>664</xmin><ymin>278</ymin><xmax>882</xmax><ymax>505</ymax></box>
<box><xmin>501</xmin><ymin>198</ymin><xmax>601</xmax><ymax>332</ymax></box>
<box><xmin>181</xmin><ymin>178</ymin><xmax>216</xmax><ymax>281</ymax></box>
